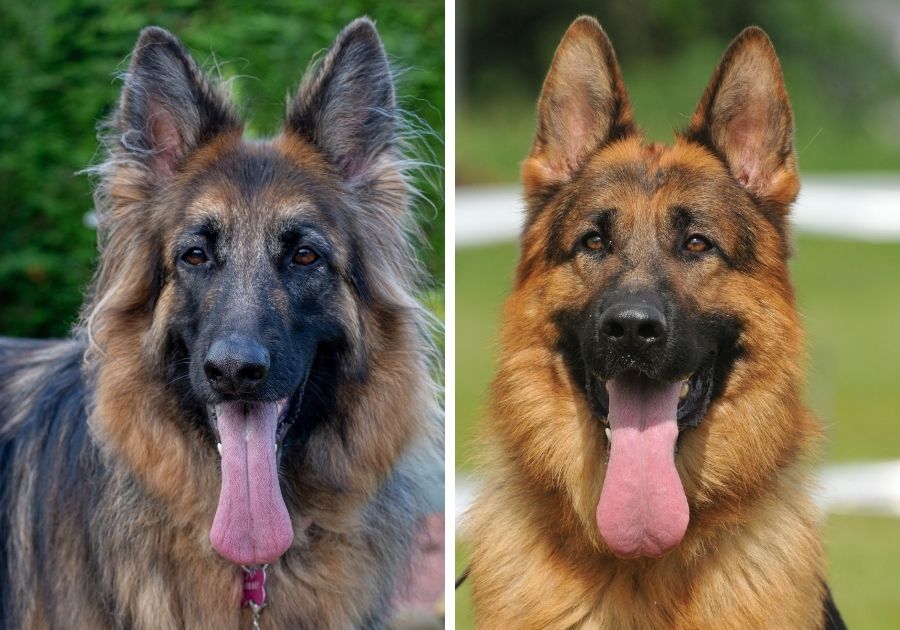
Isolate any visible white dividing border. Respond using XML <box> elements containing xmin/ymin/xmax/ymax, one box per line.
<box><xmin>443</xmin><ymin>0</ymin><xmax>457</xmax><ymax>624</ymax></box>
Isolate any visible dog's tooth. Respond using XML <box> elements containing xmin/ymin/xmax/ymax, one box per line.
<box><xmin>680</xmin><ymin>381</ymin><xmax>689</xmax><ymax>400</ymax></box>
<box><xmin>605</xmin><ymin>427</ymin><xmax>612</xmax><ymax>443</ymax></box>
<box><xmin>217</xmin><ymin>443</ymin><xmax>223</xmax><ymax>457</ymax></box>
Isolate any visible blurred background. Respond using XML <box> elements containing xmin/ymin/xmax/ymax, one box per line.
<box><xmin>0</xmin><ymin>0</ymin><xmax>444</xmax><ymax>338</ymax></box>
<box><xmin>455</xmin><ymin>1</ymin><xmax>900</xmax><ymax>628</ymax></box>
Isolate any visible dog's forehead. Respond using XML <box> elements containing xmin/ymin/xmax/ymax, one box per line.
<box><xmin>178</xmin><ymin>138</ymin><xmax>344</xmax><ymax>237</ymax></box>
<box><xmin>573</xmin><ymin>139</ymin><xmax>735</xmax><ymax>220</ymax></box>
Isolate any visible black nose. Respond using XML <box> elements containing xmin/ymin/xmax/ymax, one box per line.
<box><xmin>204</xmin><ymin>336</ymin><xmax>270</xmax><ymax>397</ymax></box>
<box><xmin>599</xmin><ymin>299</ymin><xmax>667</xmax><ymax>353</ymax></box>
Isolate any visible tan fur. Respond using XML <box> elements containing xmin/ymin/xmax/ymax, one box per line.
<box><xmin>469</xmin><ymin>18</ymin><xmax>828</xmax><ymax>629</ymax></box>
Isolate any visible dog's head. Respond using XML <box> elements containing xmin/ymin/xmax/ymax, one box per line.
<box><xmin>86</xmin><ymin>21</ymin><xmax>432</xmax><ymax>566</ymax></box>
<box><xmin>501</xmin><ymin>18</ymin><xmax>809</xmax><ymax>559</ymax></box>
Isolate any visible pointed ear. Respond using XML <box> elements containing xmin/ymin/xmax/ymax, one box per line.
<box><xmin>523</xmin><ymin>16</ymin><xmax>634</xmax><ymax>197</ymax></box>
<box><xmin>685</xmin><ymin>27</ymin><xmax>797</xmax><ymax>205</ymax></box>
<box><xmin>113</xmin><ymin>27</ymin><xmax>240</xmax><ymax>184</ymax></box>
<box><xmin>286</xmin><ymin>18</ymin><xmax>396</xmax><ymax>186</ymax></box>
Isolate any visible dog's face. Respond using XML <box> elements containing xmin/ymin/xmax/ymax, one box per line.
<box><xmin>550</xmin><ymin>142</ymin><xmax>757</xmax><ymax>431</ymax></box>
<box><xmin>506</xmin><ymin>18</ymin><xmax>803</xmax><ymax>559</ymax></box>
<box><xmin>167</xmin><ymin>150</ymin><xmax>351</xmax><ymax>431</ymax></box>
<box><xmin>93</xmin><ymin>21</ymin><xmax>414</xmax><ymax>566</ymax></box>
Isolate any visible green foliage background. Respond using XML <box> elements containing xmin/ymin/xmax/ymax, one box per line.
<box><xmin>0</xmin><ymin>0</ymin><xmax>444</xmax><ymax>338</ymax></box>
<box><xmin>457</xmin><ymin>0</ymin><xmax>900</xmax><ymax>183</ymax></box>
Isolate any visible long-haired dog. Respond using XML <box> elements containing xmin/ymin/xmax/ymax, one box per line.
<box><xmin>0</xmin><ymin>18</ymin><xmax>442</xmax><ymax>629</ymax></box>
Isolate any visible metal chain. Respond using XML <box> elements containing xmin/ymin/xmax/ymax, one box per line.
<box><xmin>248</xmin><ymin>602</ymin><xmax>263</xmax><ymax>630</ymax></box>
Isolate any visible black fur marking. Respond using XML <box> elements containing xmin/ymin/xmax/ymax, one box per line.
<box><xmin>553</xmin><ymin>279</ymin><xmax>744</xmax><ymax>428</ymax></box>
<box><xmin>282</xmin><ymin>342</ymin><xmax>343</xmax><ymax>459</ymax></box>
<box><xmin>670</xmin><ymin>206</ymin><xmax>694</xmax><ymax>235</ymax></box>
<box><xmin>733</xmin><ymin>220</ymin><xmax>760</xmax><ymax>271</ymax></box>
<box><xmin>544</xmin><ymin>197</ymin><xmax>574</xmax><ymax>264</ymax></box>
<box><xmin>756</xmin><ymin>195</ymin><xmax>792</xmax><ymax>242</ymax></box>
<box><xmin>348</xmin><ymin>244</ymin><xmax>373</xmax><ymax>306</ymax></box>
<box><xmin>822</xmin><ymin>583</ymin><xmax>847</xmax><ymax>630</ymax></box>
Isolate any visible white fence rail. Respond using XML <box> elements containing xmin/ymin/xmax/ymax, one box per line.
<box><xmin>457</xmin><ymin>176</ymin><xmax>900</xmax><ymax>247</ymax></box>
<box><xmin>456</xmin><ymin>460</ymin><xmax>900</xmax><ymax>526</ymax></box>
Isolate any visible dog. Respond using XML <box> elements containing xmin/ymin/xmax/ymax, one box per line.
<box><xmin>467</xmin><ymin>17</ymin><xmax>845</xmax><ymax>629</ymax></box>
<box><xmin>0</xmin><ymin>19</ymin><xmax>442</xmax><ymax>629</ymax></box>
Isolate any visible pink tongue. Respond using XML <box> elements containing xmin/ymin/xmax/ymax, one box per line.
<box><xmin>596</xmin><ymin>377</ymin><xmax>688</xmax><ymax>558</ymax></box>
<box><xmin>210</xmin><ymin>401</ymin><xmax>293</xmax><ymax>565</ymax></box>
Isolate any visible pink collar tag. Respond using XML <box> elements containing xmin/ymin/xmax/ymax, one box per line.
<box><xmin>241</xmin><ymin>566</ymin><xmax>267</xmax><ymax>608</ymax></box>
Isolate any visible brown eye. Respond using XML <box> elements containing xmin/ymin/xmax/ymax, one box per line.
<box><xmin>181</xmin><ymin>247</ymin><xmax>208</xmax><ymax>266</ymax></box>
<box><xmin>292</xmin><ymin>246</ymin><xmax>319</xmax><ymax>266</ymax></box>
<box><xmin>684</xmin><ymin>235</ymin><xmax>713</xmax><ymax>253</ymax></box>
<box><xmin>582</xmin><ymin>232</ymin><xmax>607</xmax><ymax>251</ymax></box>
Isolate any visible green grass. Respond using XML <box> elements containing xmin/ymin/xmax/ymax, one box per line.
<box><xmin>455</xmin><ymin>235</ymin><xmax>900</xmax><ymax>627</ymax></box>
<box><xmin>457</xmin><ymin>45</ymin><xmax>900</xmax><ymax>185</ymax></box>
<box><xmin>826</xmin><ymin>514</ymin><xmax>900</xmax><ymax>627</ymax></box>
<box><xmin>455</xmin><ymin>242</ymin><xmax>517</xmax><ymax>470</ymax></box>
<box><xmin>796</xmin><ymin>238</ymin><xmax>900</xmax><ymax>461</ymax></box>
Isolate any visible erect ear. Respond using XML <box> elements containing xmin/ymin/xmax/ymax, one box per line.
<box><xmin>113</xmin><ymin>27</ymin><xmax>240</xmax><ymax>185</ymax></box>
<box><xmin>685</xmin><ymin>27</ymin><xmax>798</xmax><ymax>205</ymax></box>
<box><xmin>286</xmin><ymin>18</ymin><xmax>396</xmax><ymax>186</ymax></box>
<box><xmin>522</xmin><ymin>16</ymin><xmax>634</xmax><ymax>198</ymax></box>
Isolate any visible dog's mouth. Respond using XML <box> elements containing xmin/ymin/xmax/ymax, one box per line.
<box><xmin>208</xmin><ymin>381</ymin><xmax>305</xmax><ymax>456</ymax></box>
<box><xmin>205</xmin><ymin>378</ymin><xmax>307</xmax><ymax>567</ymax></box>
<box><xmin>591</xmin><ymin>354</ymin><xmax>716</xmax><ymax>435</ymax></box>
<box><xmin>588</xmin><ymin>355</ymin><xmax>716</xmax><ymax>560</ymax></box>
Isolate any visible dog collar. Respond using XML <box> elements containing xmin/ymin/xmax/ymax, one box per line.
<box><xmin>241</xmin><ymin>565</ymin><xmax>267</xmax><ymax>629</ymax></box>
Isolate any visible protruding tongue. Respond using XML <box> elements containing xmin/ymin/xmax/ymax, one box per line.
<box><xmin>210</xmin><ymin>401</ymin><xmax>293</xmax><ymax>565</ymax></box>
<box><xmin>596</xmin><ymin>376</ymin><xmax>688</xmax><ymax>558</ymax></box>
